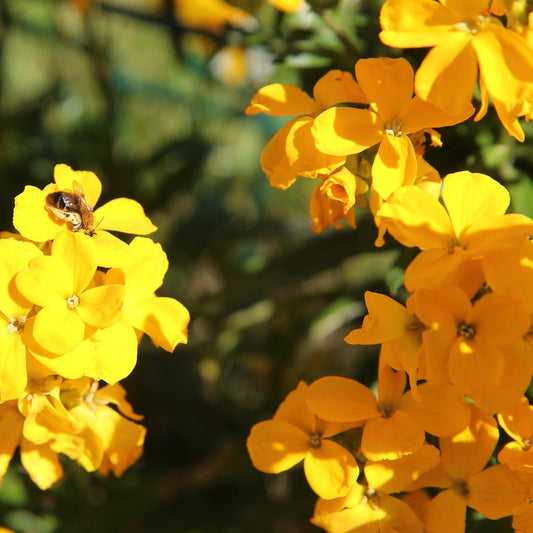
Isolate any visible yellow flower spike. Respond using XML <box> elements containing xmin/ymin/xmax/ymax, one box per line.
<box><xmin>105</xmin><ymin>237</ymin><xmax>189</xmax><ymax>352</ymax></box>
<box><xmin>247</xmin><ymin>382</ymin><xmax>359</xmax><ymax>500</ymax></box>
<box><xmin>16</xmin><ymin>231</ymin><xmax>124</xmax><ymax>355</ymax></box>
<box><xmin>0</xmin><ymin>239</ymin><xmax>43</xmax><ymax>402</ymax></box>
<box><xmin>13</xmin><ymin>164</ymin><xmax>157</xmax><ymax>267</ymax></box>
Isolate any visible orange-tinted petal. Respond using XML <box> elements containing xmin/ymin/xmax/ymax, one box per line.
<box><xmin>372</xmin><ymin>135</ymin><xmax>417</xmax><ymax>199</ymax></box>
<box><xmin>379</xmin><ymin>0</ymin><xmax>458</xmax><ymax>48</ymax></box>
<box><xmin>425</xmin><ymin>489</ymin><xmax>467</xmax><ymax>533</ymax></box>
<box><xmin>0</xmin><ymin>402</ymin><xmax>24</xmax><ymax>477</ymax></box>
<box><xmin>468</xmin><ymin>465</ymin><xmax>528</xmax><ymax>519</ymax></box>
<box><xmin>304</xmin><ymin>440</ymin><xmax>359</xmax><ymax>499</ymax></box>
<box><xmin>415</xmin><ymin>33</ymin><xmax>477</xmax><ymax>115</ymax></box>
<box><xmin>365</xmin><ymin>444</ymin><xmax>440</xmax><ymax>493</ymax></box>
<box><xmin>355</xmin><ymin>57</ymin><xmax>414</xmax><ymax>122</ymax></box>
<box><xmin>246</xmin><ymin>419</ymin><xmax>309</xmax><ymax>473</ymax></box>
<box><xmin>313</xmin><ymin>70</ymin><xmax>367</xmax><ymax>109</ymax></box>
<box><xmin>312</xmin><ymin>107</ymin><xmax>383</xmax><ymax>156</ymax></box>
<box><xmin>245</xmin><ymin>84</ymin><xmax>320</xmax><ymax>116</ymax></box>
<box><xmin>123</xmin><ymin>296</ymin><xmax>189</xmax><ymax>352</ymax></box>
<box><xmin>307</xmin><ymin>376</ymin><xmax>378</xmax><ymax>422</ymax></box>
<box><xmin>362</xmin><ymin>410</ymin><xmax>425</xmax><ymax>460</ymax></box>
<box><xmin>20</xmin><ymin>439</ymin><xmax>63</xmax><ymax>490</ymax></box>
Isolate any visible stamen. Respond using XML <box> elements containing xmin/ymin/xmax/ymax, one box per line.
<box><xmin>457</xmin><ymin>322</ymin><xmax>476</xmax><ymax>339</ymax></box>
<box><xmin>67</xmin><ymin>295</ymin><xmax>80</xmax><ymax>309</ymax></box>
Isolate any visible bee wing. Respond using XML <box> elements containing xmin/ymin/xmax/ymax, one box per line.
<box><xmin>72</xmin><ymin>180</ymin><xmax>86</xmax><ymax>201</ymax></box>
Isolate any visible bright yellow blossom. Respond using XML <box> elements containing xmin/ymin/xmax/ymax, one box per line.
<box><xmin>13</xmin><ymin>163</ymin><xmax>157</xmax><ymax>267</ymax></box>
<box><xmin>247</xmin><ymin>381</ymin><xmax>359</xmax><ymax>500</ymax></box>
<box><xmin>377</xmin><ymin>171</ymin><xmax>533</xmax><ymax>291</ymax></box>
<box><xmin>307</xmin><ymin>366</ymin><xmax>470</xmax><ymax>461</ymax></box>
<box><xmin>312</xmin><ymin>57</ymin><xmax>472</xmax><ymax>199</ymax></box>
<box><xmin>379</xmin><ymin>0</ymin><xmax>533</xmax><ymax>140</ymax></box>
<box><xmin>15</xmin><ymin>231</ymin><xmax>124</xmax><ymax>355</ymax></box>
<box><xmin>247</xmin><ymin>70</ymin><xmax>367</xmax><ymax>190</ymax></box>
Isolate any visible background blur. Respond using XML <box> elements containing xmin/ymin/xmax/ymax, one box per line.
<box><xmin>1</xmin><ymin>1</ymin><xmax>532</xmax><ymax>532</ymax></box>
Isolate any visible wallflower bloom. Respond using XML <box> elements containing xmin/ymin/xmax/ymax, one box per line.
<box><xmin>379</xmin><ymin>0</ymin><xmax>533</xmax><ymax>140</ymax></box>
<box><xmin>377</xmin><ymin>171</ymin><xmax>533</xmax><ymax>290</ymax></box>
<box><xmin>307</xmin><ymin>367</ymin><xmax>470</xmax><ymax>461</ymax></box>
<box><xmin>247</xmin><ymin>381</ymin><xmax>359</xmax><ymax>499</ymax></box>
<box><xmin>16</xmin><ymin>231</ymin><xmax>124</xmax><ymax>355</ymax></box>
<box><xmin>312</xmin><ymin>57</ymin><xmax>472</xmax><ymax>199</ymax></box>
<box><xmin>105</xmin><ymin>237</ymin><xmax>189</xmax><ymax>352</ymax></box>
<box><xmin>13</xmin><ymin>164</ymin><xmax>157</xmax><ymax>267</ymax></box>
<box><xmin>409</xmin><ymin>410</ymin><xmax>528</xmax><ymax>532</ymax></box>
<box><xmin>246</xmin><ymin>70</ymin><xmax>366</xmax><ymax>189</ymax></box>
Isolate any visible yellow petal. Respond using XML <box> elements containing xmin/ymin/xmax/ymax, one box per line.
<box><xmin>356</xmin><ymin>57</ymin><xmax>414</xmax><ymax>122</ymax></box>
<box><xmin>304</xmin><ymin>440</ymin><xmax>359</xmax><ymax>499</ymax></box>
<box><xmin>372</xmin><ymin>135</ymin><xmax>417</xmax><ymax>199</ymax></box>
<box><xmin>415</xmin><ymin>32</ymin><xmax>477</xmax><ymax>115</ymax></box>
<box><xmin>267</xmin><ymin>0</ymin><xmax>303</xmax><ymax>13</ymax></box>
<box><xmin>246</xmin><ymin>83</ymin><xmax>320</xmax><ymax>116</ymax></box>
<box><xmin>362</xmin><ymin>410</ymin><xmax>425</xmax><ymax>460</ymax></box>
<box><xmin>78</xmin><ymin>284</ymin><xmax>124</xmax><ymax>328</ymax></box>
<box><xmin>307</xmin><ymin>376</ymin><xmax>378</xmax><ymax>422</ymax></box>
<box><xmin>52</xmin><ymin>231</ymin><xmax>96</xmax><ymax>294</ymax></box>
<box><xmin>123</xmin><ymin>295</ymin><xmax>189</xmax><ymax>352</ymax></box>
<box><xmin>425</xmin><ymin>489</ymin><xmax>467</xmax><ymax>533</ymax></box>
<box><xmin>20</xmin><ymin>439</ymin><xmax>63</xmax><ymax>490</ymax></box>
<box><xmin>0</xmin><ymin>325</ymin><xmax>27</xmax><ymax>402</ymax></box>
<box><xmin>442</xmin><ymin>171</ymin><xmax>509</xmax><ymax>236</ymax></box>
<box><xmin>13</xmin><ymin>185</ymin><xmax>62</xmax><ymax>242</ymax></box>
<box><xmin>313</xmin><ymin>70</ymin><xmax>367</xmax><ymax>109</ymax></box>
<box><xmin>441</xmin><ymin>0</ymin><xmax>489</xmax><ymax>18</ymax></box>
<box><xmin>0</xmin><ymin>402</ymin><xmax>24</xmax><ymax>478</ymax></box>
<box><xmin>90</xmin><ymin>230</ymin><xmax>131</xmax><ymax>268</ymax></box>
<box><xmin>379</xmin><ymin>0</ymin><xmax>459</xmax><ymax>48</ymax></box>
<box><xmin>0</xmin><ymin>238</ymin><xmax>42</xmax><ymax>317</ymax></box>
<box><xmin>468</xmin><ymin>465</ymin><xmax>529</xmax><ymax>519</ymax></box>
<box><xmin>473</xmin><ymin>24</ymin><xmax>533</xmax><ymax>104</ymax></box>
<box><xmin>96</xmin><ymin>382</ymin><xmax>144</xmax><ymax>421</ymax></box>
<box><xmin>246</xmin><ymin>419</ymin><xmax>309</xmax><ymax>473</ymax></box>
<box><xmin>377</xmin><ymin>185</ymin><xmax>454</xmax><ymax>249</ymax></box>
<box><xmin>312</xmin><ymin>107</ymin><xmax>383</xmax><ymax>156</ymax></box>
<box><xmin>365</xmin><ymin>444</ymin><xmax>440</xmax><ymax>493</ymax></box>
<box><xmin>85</xmin><ymin>322</ymin><xmax>138</xmax><ymax>384</ymax></box>
<box><xmin>32</xmin><ymin>302</ymin><xmax>85</xmax><ymax>354</ymax></box>
<box><xmin>16</xmin><ymin>255</ymin><xmax>73</xmax><ymax>307</ymax></box>
<box><xmin>94</xmin><ymin>198</ymin><xmax>157</xmax><ymax>235</ymax></box>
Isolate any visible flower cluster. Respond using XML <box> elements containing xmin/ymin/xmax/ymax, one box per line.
<box><xmin>247</xmin><ymin>1</ymin><xmax>533</xmax><ymax>532</ymax></box>
<box><xmin>247</xmin><ymin>0</ymin><xmax>533</xmax><ymax>237</ymax></box>
<box><xmin>0</xmin><ymin>164</ymin><xmax>189</xmax><ymax>489</ymax></box>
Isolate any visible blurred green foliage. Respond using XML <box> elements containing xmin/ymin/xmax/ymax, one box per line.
<box><xmin>0</xmin><ymin>0</ymin><xmax>532</xmax><ymax>532</ymax></box>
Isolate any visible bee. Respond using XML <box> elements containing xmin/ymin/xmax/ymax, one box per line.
<box><xmin>45</xmin><ymin>181</ymin><xmax>96</xmax><ymax>235</ymax></box>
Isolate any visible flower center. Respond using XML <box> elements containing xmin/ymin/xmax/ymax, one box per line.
<box><xmin>378</xmin><ymin>402</ymin><xmax>396</xmax><ymax>418</ymax></box>
<box><xmin>7</xmin><ymin>315</ymin><xmax>26</xmax><ymax>334</ymax></box>
<box><xmin>452</xmin><ymin>479</ymin><xmax>469</xmax><ymax>497</ymax></box>
<box><xmin>67</xmin><ymin>294</ymin><xmax>80</xmax><ymax>310</ymax></box>
<box><xmin>457</xmin><ymin>322</ymin><xmax>476</xmax><ymax>339</ymax></box>
<box><xmin>454</xmin><ymin>15</ymin><xmax>490</xmax><ymax>35</ymax></box>
<box><xmin>309</xmin><ymin>433</ymin><xmax>322</xmax><ymax>449</ymax></box>
<box><xmin>385</xmin><ymin>118</ymin><xmax>403</xmax><ymax>137</ymax></box>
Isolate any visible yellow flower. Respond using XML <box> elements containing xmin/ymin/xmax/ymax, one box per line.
<box><xmin>379</xmin><ymin>0</ymin><xmax>533</xmax><ymax>140</ymax></box>
<box><xmin>105</xmin><ymin>237</ymin><xmax>189</xmax><ymax>352</ymax></box>
<box><xmin>13</xmin><ymin>164</ymin><xmax>157</xmax><ymax>267</ymax></box>
<box><xmin>312</xmin><ymin>57</ymin><xmax>472</xmax><ymax>199</ymax></box>
<box><xmin>247</xmin><ymin>70</ymin><xmax>367</xmax><ymax>189</ymax></box>
<box><xmin>174</xmin><ymin>0</ymin><xmax>251</xmax><ymax>34</ymax></box>
<box><xmin>247</xmin><ymin>381</ymin><xmax>359</xmax><ymax>499</ymax></box>
<box><xmin>16</xmin><ymin>231</ymin><xmax>124</xmax><ymax>355</ymax></box>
